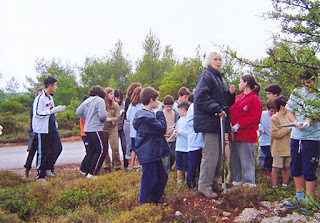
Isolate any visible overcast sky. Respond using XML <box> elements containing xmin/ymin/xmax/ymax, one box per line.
<box><xmin>0</xmin><ymin>0</ymin><xmax>279</xmax><ymax>91</ymax></box>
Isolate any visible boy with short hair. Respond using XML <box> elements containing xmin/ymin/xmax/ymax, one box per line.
<box><xmin>173</xmin><ymin>87</ymin><xmax>191</xmax><ymax>112</ymax></box>
<box><xmin>32</xmin><ymin>76</ymin><xmax>65</xmax><ymax>182</ymax></box>
<box><xmin>258</xmin><ymin>84</ymin><xmax>282</xmax><ymax>166</ymax></box>
<box><xmin>133</xmin><ymin>87</ymin><xmax>171</xmax><ymax>204</ymax></box>
<box><xmin>265</xmin><ymin>84</ymin><xmax>282</xmax><ymax>100</ymax></box>
<box><xmin>283</xmin><ymin>70</ymin><xmax>320</xmax><ymax>208</ymax></box>
<box><xmin>162</xmin><ymin>95</ymin><xmax>179</xmax><ymax>172</ymax></box>
<box><xmin>174</xmin><ymin>101</ymin><xmax>190</xmax><ymax>183</ymax></box>
<box><xmin>258</xmin><ymin>100</ymin><xmax>277</xmax><ymax>176</ymax></box>
<box><xmin>270</xmin><ymin>95</ymin><xmax>291</xmax><ymax>188</ymax></box>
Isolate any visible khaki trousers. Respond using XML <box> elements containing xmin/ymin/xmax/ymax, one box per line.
<box><xmin>102</xmin><ymin>130</ymin><xmax>122</xmax><ymax>169</ymax></box>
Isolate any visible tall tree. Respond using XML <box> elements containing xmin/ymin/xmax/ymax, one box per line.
<box><xmin>80</xmin><ymin>41</ymin><xmax>132</xmax><ymax>92</ymax></box>
<box><xmin>107</xmin><ymin>40</ymin><xmax>132</xmax><ymax>91</ymax></box>
<box><xmin>219</xmin><ymin>0</ymin><xmax>320</xmax><ymax>118</ymax></box>
<box><xmin>159</xmin><ymin>57</ymin><xmax>202</xmax><ymax>100</ymax></box>
<box><xmin>80</xmin><ymin>56</ymin><xmax>111</xmax><ymax>90</ymax></box>
<box><xmin>131</xmin><ymin>31</ymin><xmax>176</xmax><ymax>89</ymax></box>
<box><xmin>33</xmin><ymin>58</ymin><xmax>79</xmax><ymax>105</ymax></box>
<box><xmin>6</xmin><ymin>77</ymin><xmax>20</xmax><ymax>95</ymax></box>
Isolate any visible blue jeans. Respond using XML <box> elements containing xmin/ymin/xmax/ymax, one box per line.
<box><xmin>260</xmin><ymin>146</ymin><xmax>272</xmax><ymax>172</ymax></box>
<box><xmin>187</xmin><ymin>149</ymin><xmax>202</xmax><ymax>189</ymax></box>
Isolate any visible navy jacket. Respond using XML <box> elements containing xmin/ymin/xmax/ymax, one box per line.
<box><xmin>133</xmin><ymin>109</ymin><xmax>171</xmax><ymax>165</ymax></box>
<box><xmin>194</xmin><ymin>66</ymin><xmax>235</xmax><ymax>133</ymax></box>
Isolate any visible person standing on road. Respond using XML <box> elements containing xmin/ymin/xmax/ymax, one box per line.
<box><xmin>76</xmin><ymin>85</ymin><xmax>109</xmax><ymax>179</ymax></box>
<box><xmin>194</xmin><ymin>52</ymin><xmax>235</xmax><ymax>199</ymax></box>
<box><xmin>102</xmin><ymin>87</ymin><xmax>122</xmax><ymax>172</ymax></box>
<box><xmin>23</xmin><ymin>88</ymin><xmax>42</xmax><ymax>179</ymax></box>
<box><xmin>123</xmin><ymin>83</ymin><xmax>142</xmax><ymax>169</ymax></box>
<box><xmin>114</xmin><ymin>89</ymin><xmax>128</xmax><ymax>168</ymax></box>
<box><xmin>32</xmin><ymin>77</ymin><xmax>65</xmax><ymax>183</ymax></box>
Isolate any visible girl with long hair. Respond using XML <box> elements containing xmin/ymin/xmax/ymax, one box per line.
<box><xmin>126</xmin><ymin>87</ymin><xmax>144</xmax><ymax>171</ymax></box>
<box><xmin>102</xmin><ymin>87</ymin><xmax>121</xmax><ymax>172</ymax></box>
<box><xmin>229</xmin><ymin>74</ymin><xmax>262</xmax><ymax>188</ymax></box>
<box><xmin>123</xmin><ymin>83</ymin><xmax>142</xmax><ymax>169</ymax></box>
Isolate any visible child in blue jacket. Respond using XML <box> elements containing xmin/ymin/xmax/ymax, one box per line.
<box><xmin>133</xmin><ymin>87</ymin><xmax>171</xmax><ymax>205</ymax></box>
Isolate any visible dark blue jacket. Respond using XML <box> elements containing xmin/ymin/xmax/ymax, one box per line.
<box><xmin>133</xmin><ymin>109</ymin><xmax>171</xmax><ymax>165</ymax></box>
<box><xmin>194</xmin><ymin>66</ymin><xmax>235</xmax><ymax>133</ymax></box>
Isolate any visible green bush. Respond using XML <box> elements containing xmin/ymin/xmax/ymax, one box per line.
<box><xmin>113</xmin><ymin>203</ymin><xmax>174</xmax><ymax>223</ymax></box>
<box><xmin>0</xmin><ymin>186</ymin><xmax>35</xmax><ymax>220</ymax></box>
<box><xmin>9</xmin><ymin>95</ymin><xmax>34</xmax><ymax>109</ymax></box>
<box><xmin>0</xmin><ymin>208</ymin><xmax>22</xmax><ymax>223</ymax></box>
<box><xmin>0</xmin><ymin>101</ymin><xmax>24</xmax><ymax>114</ymax></box>
<box><xmin>56</xmin><ymin>97</ymin><xmax>81</xmax><ymax>130</ymax></box>
<box><xmin>0</xmin><ymin>113</ymin><xmax>26</xmax><ymax>135</ymax></box>
<box><xmin>53</xmin><ymin>205</ymin><xmax>100</xmax><ymax>223</ymax></box>
<box><xmin>0</xmin><ymin>171</ymin><xmax>25</xmax><ymax>188</ymax></box>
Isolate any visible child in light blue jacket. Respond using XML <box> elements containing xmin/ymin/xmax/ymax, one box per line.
<box><xmin>174</xmin><ymin>101</ymin><xmax>190</xmax><ymax>183</ymax></box>
<box><xmin>186</xmin><ymin>102</ymin><xmax>204</xmax><ymax>189</ymax></box>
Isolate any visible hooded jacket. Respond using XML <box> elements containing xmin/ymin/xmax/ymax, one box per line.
<box><xmin>76</xmin><ymin>96</ymin><xmax>107</xmax><ymax>132</ymax></box>
<box><xmin>32</xmin><ymin>90</ymin><xmax>55</xmax><ymax>133</ymax></box>
<box><xmin>133</xmin><ymin>109</ymin><xmax>171</xmax><ymax>164</ymax></box>
<box><xmin>194</xmin><ymin>66</ymin><xmax>235</xmax><ymax>133</ymax></box>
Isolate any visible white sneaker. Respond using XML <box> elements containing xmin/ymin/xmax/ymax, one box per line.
<box><xmin>36</xmin><ymin>178</ymin><xmax>48</xmax><ymax>185</ymax></box>
<box><xmin>232</xmin><ymin>181</ymin><xmax>243</xmax><ymax>187</ymax></box>
<box><xmin>45</xmin><ymin>170</ymin><xmax>55</xmax><ymax>177</ymax></box>
<box><xmin>242</xmin><ymin>183</ymin><xmax>257</xmax><ymax>188</ymax></box>
<box><xmin>86</xmin><ymin>173</ymin><xmax>97</xmax><ymax>179</ymax></box>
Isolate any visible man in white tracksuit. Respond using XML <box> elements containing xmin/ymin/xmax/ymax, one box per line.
<box><xmin>32</xmin><ymin>76</ymin><xmax>65</xmax><ymax>181</ymax></box>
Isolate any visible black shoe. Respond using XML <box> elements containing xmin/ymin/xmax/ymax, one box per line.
<box><xmin>212</xmin><ymin>184</ymin><xmax>223</xmax><ymax>193</ymax></box>
<box><xmin>198</xmin><ymin>190</ymin><xmax>218</xmax><ymax>199</ymax></box>
<box><xmin>23</xmin><ymin>169</ymin><xmax>30</xmax><ymax>179</ymax></box>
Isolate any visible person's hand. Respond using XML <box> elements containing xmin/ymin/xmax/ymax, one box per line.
<box><xmin>0</xmin><ymin>125</ymin><xmax>3</xmax><ymax>135</ymax></box>
<box><xmin>229</xmin><ymin>84</ymin><xmax>235</xmax><ymax>94</ymax></box>
<box><xmin>218</xmin><ymin>111</ymin><xmax>227</xmax><ymax>118</ymax></box>
<box><xmin>50</xmin><ymin>105</ymin><xmax>66</xmax><ymax>114</ymax></box>
<box><xmin>294</xmin><ymin>120</ymin><xmax>310</xmax><ymax>130</ymax></box>
<box><xmin>259</xmin><ymin>129</ymin><xmax>265</xmax><ymax>134</ymax></box>
<box><xmin>231</xmin><ymin>123</ymin><xmax>240</xmax><ymax>132</ymax></box>
<box><xmin>106</xmin><ymin>118</ymin><xmax>112</xmax><ymax>122</ymax></box>
<box><xmin>173</xmin><ymin>130</ymin><xmax>183</xmax><ymax>136</ymax></box>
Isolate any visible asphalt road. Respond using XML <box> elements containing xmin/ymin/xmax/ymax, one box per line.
<box><xmin>0</xmin><ymin>141</ymin><xmax>124</xmax><ymax>171</ymax></box>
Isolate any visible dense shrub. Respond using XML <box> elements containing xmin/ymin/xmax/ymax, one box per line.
<box><xmin>0</xmin><ymin>171</ymin><xmax>25</xmax><ymax>188</ymax></box>
<box><xmin>0</xmin><ymin>113</ymin><xmax>26</xmax><ymax>135</ymax></box>
<box><xmin>113</xmin><ymin>204</ymin><xmax>174</xmax><ymax>223</ymax></box>
<box><xmin>0</xmin><ymin>101</ymin><xmax>24</xmax><ymax>114</ymax></box>
<box><xmin>9</xmin><ymin>95</ymin><xmax>34</xmax><ymax>109</ymax></box>
<box><xmin>0</xmin><ymin>186</ymin><xmax>35</xmax><ymax>220</ymax></box>
<box><xmin>55</xmin><ymin>97</ymin><xmax>81</xmax><ymax>131</ymax></box>
<box><xmin>0</xmin><ymin>208</ymin><xmax>22</xmax><ymax>223</ymax></box>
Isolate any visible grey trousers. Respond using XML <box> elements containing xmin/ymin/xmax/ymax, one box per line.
<box><xmin>123</xmin><ymin>121</ymin><xmax>131</xmax><ymax>160</ymax></box>
<box><xmin>229</xmin><ymin>141</ymin><xmax>256</xmax><ymax>184</ymax></box>
<box><xmin>198</xmin><ymin>132</ymin><xmax>222</xmax><ymax>191</ymax></box>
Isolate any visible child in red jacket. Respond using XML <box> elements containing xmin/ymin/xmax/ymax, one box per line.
<box><xmin>229</xmin><ymin>74</ymin><xmax>263</xmax><ymax>188</ymax></box>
